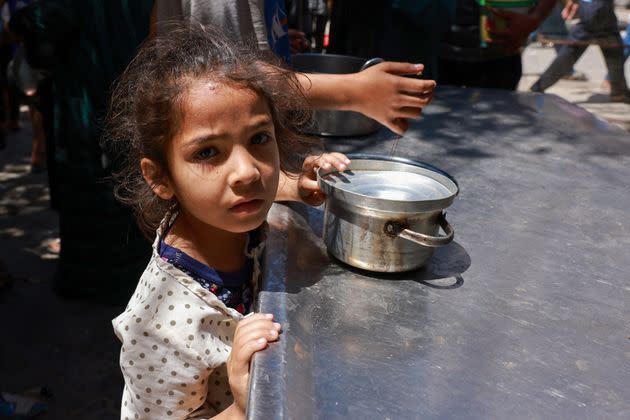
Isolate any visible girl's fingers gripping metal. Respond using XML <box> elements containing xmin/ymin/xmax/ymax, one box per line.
<box><xmin>236</xmin><ymin>325</ymin><xmax>281</xmax><ymax>350</ymax></box>
<box><xmin>235</xmin><ymin>318</ymin><xmax>280</xmax><ymax>341</ymax></box>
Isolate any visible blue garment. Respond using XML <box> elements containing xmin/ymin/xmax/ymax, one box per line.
<box><xmin>575</xmin><ymin>0</ymin><xmax>618</xmax><ymax>39</ymax></box>
<box><xmin>158</xmin><ymin>228</ymin><xmax>261</xmax><ymax>314</ymax></box>
<box><xmin>264</xmin><ymin>0</ymin><xmax>290</xmax><ymax>64</ymax></box>
<box><xmin>624</xmin><ymin>23</ymin><xmax>630</xmax><ymax>58</ymax></box>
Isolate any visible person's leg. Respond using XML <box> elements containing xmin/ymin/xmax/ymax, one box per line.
<box><xmin>531</xmin><ymin>19</ymin><xmax>592</xmax><ymax>92</ymax></box>
<box><xmin>586</xmin><ymin>3</ymin><xmax>629</xmax><ymax>99</ymax></box>
<box><xmin>29</xmin><ymin>106</ymin><xmax>46</xmax><ymax>172</ymax></box>
<box><xmin>34</xmin><ymin>77</ymin><xmax>58</xmax><ymax>209</ymax></box>
<box><xmin>603</xmin><ymin>23</ymin><xmax>627</xmax><ymax>83</ymax></box>
<box><xmin>531</xmin><ymin>5</ymin><xmax>609</xmax><ymax>93</ymax></box>
<box><xmin>538</xmin><ymin>2</ymin><xmax>582</xmax><ymax>80</ymax></box>
<box><xmin>600</xmin><ymin>41</ymin><xmax>629</xmax><ymax>98</ymax></box>
<box><xmin>530</xmin><ymin>43</ymin><xmax>586</xmax><ymax>91</ymax></box>
<box><xmin>599</xmin><ymin>12</ymin><xmax>628</xmax><ymax>86</ymax></box>
<box><xmin>623</xmin><ymin>23</ymin><xmax>630</xmax><ymax>62</ymax></box>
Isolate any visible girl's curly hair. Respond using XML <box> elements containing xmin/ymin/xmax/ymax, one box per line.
<box><xmin>103</xmin><ymin>23</ymin><xmax>319</xmax><ymax>238</ymax></box>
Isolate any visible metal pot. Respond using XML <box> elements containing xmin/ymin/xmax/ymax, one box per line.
<box><xmin>317</xmin><ymin>155</ymin><xmax>458</xmax><ymax>272</ymax></box>
<box><xmin>292</xmin><ymin>53</ymin><xmax>384</xmax><ymax>137</ymax></box>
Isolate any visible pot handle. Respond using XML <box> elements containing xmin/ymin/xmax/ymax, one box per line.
<box><xmin>386</xmin><ymin>213</ymin><xmax>454</xmax><ymax>248</ymax></box>
<box><xmin>360</xmin><ymin>57</ymin><xmax>384</xmax><ymax>72</ymax></box>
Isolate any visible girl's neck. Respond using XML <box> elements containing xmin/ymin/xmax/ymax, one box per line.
<box><xmin>165</xmin><ymin>210</ymin><xmax>248</xmax><ymax>273</ymax></box>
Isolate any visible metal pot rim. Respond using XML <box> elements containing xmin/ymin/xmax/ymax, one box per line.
<box><xmin>317</xmin><ymin>154</ymin><xmax>459</xmax><ymax>213</ymax></box>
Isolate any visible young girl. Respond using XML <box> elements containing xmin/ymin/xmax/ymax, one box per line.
<box><xmin>106</xmin><ymin>25</ymin><xmax>349</xmax><ymax>419</ymax></box>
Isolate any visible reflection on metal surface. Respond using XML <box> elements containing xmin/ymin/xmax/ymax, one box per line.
<box><xmin>323</xmin><ymin>170</ymin><xmax>453</xmax><ymax>201</ymax></box>
<box><xmin>318</xmin><ymin>157</ymin><xmax>458</xmax><ymax>214</ymax></box>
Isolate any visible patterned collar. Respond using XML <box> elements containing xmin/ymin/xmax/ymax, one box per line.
<box><xmin>152</xmin><ymin>212</ymin><xmax>267</xmax><ymax>314</ymax></box>
<box><xmin>158</xmin><ymin>238</ymin><xmax>253</xmax><ymax>288</ymax></box>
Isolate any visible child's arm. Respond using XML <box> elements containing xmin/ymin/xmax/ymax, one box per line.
<box><xmin>275</xmin><ymin>152</ymin><xmax>350</xmax><ymax>205</ymax></box>
<box><xmin>295</xmin><ymin>62</ymin><xmax>435</xmax><ymax>135</ymax></box>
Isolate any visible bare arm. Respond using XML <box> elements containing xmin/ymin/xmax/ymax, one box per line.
<box><xmin>296</xmin><ymin>62</ymin><xmax>436</xmax><ymax>135</ymax></box>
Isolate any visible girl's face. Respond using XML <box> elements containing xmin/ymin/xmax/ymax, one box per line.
<box><xmin>150</xmin><ymin>80</ymin><xmax>280</xmax><ymax>233</ymax></box>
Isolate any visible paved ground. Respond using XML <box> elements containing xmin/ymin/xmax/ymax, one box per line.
<box><xmin>1</xmin><ymin>7</ymin><xmax>630</xmax><ymax>417</ymax></box>
<box><xmin>520</xmin><ymin>43</ymin><xmax>630</xmax><ymax>131</ymax></box>
<box><xmin>0</xmin><ymin>117</ymin><xmax>122</xmax><ymax>418</ymax></box>
<box><xmin>519</xmin><ymin>3</ymin><xmax>630</xmax><ymax>130</ymax></box>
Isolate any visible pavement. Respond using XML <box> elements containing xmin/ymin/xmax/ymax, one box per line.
<box><xmin>0</xmin><ymin>116</ymin><xmax>123</xmax><ymax>418</ymax></box>
<box><xmin>1</xmin><ymin>8</ymin><xmax>630</xmax><ymax>418</ymax></box>
<box><xmin>519</xmin><ymin>2</ymin><xmax>630</xmax><ymax>131</ymax></box>
<box><xmin>519</xmin><ymin>45</ymin><xmax>630</xmax><ymax>131</ymax></box>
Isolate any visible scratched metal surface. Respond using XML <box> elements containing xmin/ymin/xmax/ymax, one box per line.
<box><xmin>247</xmin><ymin>87</ymin><xmax>630</xmax><ymax>419</ymax></box>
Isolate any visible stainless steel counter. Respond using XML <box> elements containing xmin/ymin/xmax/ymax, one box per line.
<box><xmin>247</xmin><ymin>87</ymin><xmax>630</xmax><ymax>419</ymax></box>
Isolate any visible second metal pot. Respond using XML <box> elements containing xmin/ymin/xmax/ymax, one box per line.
<box><xmin>292</xmin><ymin>53</ymin><xmax>383</xmax><ymax>137</ymax></box>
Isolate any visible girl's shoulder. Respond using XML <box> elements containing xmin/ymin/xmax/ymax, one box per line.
<box><xmin>113</xmin><ymin>255</ymin><xmax>243</xmax><ymax>345</ymax></box>
<box><xmin>114</xmin><ymin>253</ymin><xmax>244</xmax><ymax>322</ymax></box>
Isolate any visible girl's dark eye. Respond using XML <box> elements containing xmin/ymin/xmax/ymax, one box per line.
<box><xmin>195</xmin><ymin>147</ymin><xmax>217</xmax><ymax>160</ymax></box>
<box><xmin>251</xmin><ymin>133</ymin><xmax>270</xmax><ymax>145</ymax></box>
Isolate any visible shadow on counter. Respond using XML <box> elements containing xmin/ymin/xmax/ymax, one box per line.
<box><xmin>327</xmin><ymin>240</ymin><xmax>471</xmax><ymax>290</ymax></box>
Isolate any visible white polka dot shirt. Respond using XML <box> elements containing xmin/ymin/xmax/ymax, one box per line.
<box><xmin>112</xmin><ymin>223</ymin><xmax>264</xmax><ymax>419</ymax></box>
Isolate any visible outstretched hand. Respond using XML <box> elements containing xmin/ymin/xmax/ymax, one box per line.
<box><xmin>298</xmin><ymin>152</ymin><xmax>350</xmax><ymax>206</ymax></box>
<box><xmin>351</xmin><ymin>62</ymin><xmax>436</xmax><ymax>135</ymax></box>
<box><xmin>227</xmin><ymin>313</ymin><xmax>281</xmax><ymax>415</ymax></box>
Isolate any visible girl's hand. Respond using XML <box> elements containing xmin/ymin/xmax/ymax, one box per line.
<box><xmin>298</xmin><ymin>152</ymin><xmax>350</xmax><ymax>206</ymax></box>
<box><xmin>350</xmin><ymin>62</ymin><xmax>436</xmax><ymax>135</ymax></box>
<box><xmin>227</xmin><ymin>313</ymin><xmax>281</xmax><ymax>414</ymax></box>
